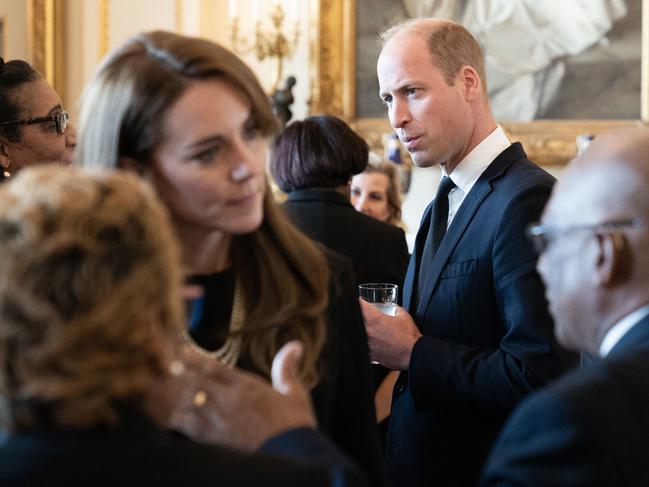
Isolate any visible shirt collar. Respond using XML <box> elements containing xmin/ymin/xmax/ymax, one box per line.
<box><xmin>441</xmin><ymin>125</ymin><xmax>510</xmax><ymax>194</ymax></box>
<box><xmin>599</xmin><ymin>304</ymin><xmax>649</xmax><ymax>357</ymax></box>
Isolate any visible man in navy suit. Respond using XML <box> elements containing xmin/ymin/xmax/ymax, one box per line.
<box><xmin>360</xmin><ymin>18</ymin><xmax>576</xmax><ymax>486</ymax></box>
<box><xmin>481</xmin><ymin>128</ymin><xmax>649</xmax><ymax>486</ymax></box>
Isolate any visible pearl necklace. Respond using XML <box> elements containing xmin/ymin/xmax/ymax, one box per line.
<box><xmin>183</xmin><ymin>278</ymin><xmax>245</xmax><ymax>368</ymax></box>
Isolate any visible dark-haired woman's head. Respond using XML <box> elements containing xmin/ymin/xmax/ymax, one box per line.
<box><xmin>0</xmin><ymin>58</ymin><xmax>76</xmax><ymax>174</ymax></box>
<box><xmin>270</xmin><ymin>115</ymin><xmax>369</xmax><ymax>193</ymax></box>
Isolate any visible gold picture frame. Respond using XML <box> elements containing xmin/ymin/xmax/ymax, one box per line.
<box><xmin>310</xmin><ymin>0</ymin><xmax>649</xmax><ymax>165</ymax></box>
<box><xmin>27</xmin><ymin>0</ymin><xmax>65</xmax><ymax>99</ymax></box>
<box><xmin>0</xmin><ymin>18</ymin><xmax>5</xmax><ymax>58</ymax></box>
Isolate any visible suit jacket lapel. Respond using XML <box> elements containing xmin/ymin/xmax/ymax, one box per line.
<box><xmin>414</xmin><ymin>143</ymin><xmax>525</xmax><ymax>319</ymax></box>
<box><xmin>415</xmin><ymin>181</ymin><xmax>493</xmax><ymax>317</ymax></box>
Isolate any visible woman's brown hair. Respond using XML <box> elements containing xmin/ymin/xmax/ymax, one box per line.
<box><xmin>76</xmin><ymin>31</ymin><xmax>328</xmax><ymax>387</ymax></box>
<box><xmin>0</xmin><ymin>166</ymin><xmax>184</xmax><ymax>430</ymax></box>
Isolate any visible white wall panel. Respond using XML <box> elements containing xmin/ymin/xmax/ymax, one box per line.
<box><xmin>0</xmin><ymin>0</ymin><xmax>28</xmax><ymax>61</ymax></box>
<box><xmin>107</xmin><ymin>0</ymin><xmax>175</xmax><ymax>52</ymax></box>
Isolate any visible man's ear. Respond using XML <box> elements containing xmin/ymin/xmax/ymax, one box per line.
<box><xmin>595</xmin><ymin>232</ymin><xmax>630</xmax><ymax>287</ymax></box>
<box><xmin>460</xmin><ymin>65</ymin><xmax>481</xmax><ymax>101</ymax></box>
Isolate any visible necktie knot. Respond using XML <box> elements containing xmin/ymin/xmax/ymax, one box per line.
<box><xmin>436</xmin><ymin>176</ymin><xmax>456</xmax><ymax>201</ymax></box>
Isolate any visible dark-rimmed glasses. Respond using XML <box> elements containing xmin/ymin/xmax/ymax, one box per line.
<box><xmin>526</xmin><ymin>217</ymin><xmax>644</xmax><ymax>255</ymax></box>
<box><xmin>0</xmin><ymin>111</ymin><xmax>69</xmax><ymax>135</ymax></box>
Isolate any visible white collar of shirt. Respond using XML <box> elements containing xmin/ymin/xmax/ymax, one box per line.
<box><xmin>599</xmin><ymin>304</ymin><xmax>649</xmax><ymax>357</ymax></box>
<box><xmin>440</xmin><ymin>126</ymin><xmax>510</xmax><ymax>226</ymax></box>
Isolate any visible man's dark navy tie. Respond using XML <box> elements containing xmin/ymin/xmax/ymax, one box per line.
<box><xmin>417</xmin><ymin>176</ymin><xmax>456</xmax><ymax>299</ymax></box>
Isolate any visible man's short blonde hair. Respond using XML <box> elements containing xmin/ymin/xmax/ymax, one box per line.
<box><xmin>0</xmin><ymin>166</ymin><xmax>183</xmax><ymax>430</ymax></box>
<box><xmin>380</xmin><ymin>19</ymin><xmax>488</xmax><ymax>95</ymax></box>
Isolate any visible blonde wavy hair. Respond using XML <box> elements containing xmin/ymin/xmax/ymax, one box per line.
<box><xmin>0</xmin><ymin>165</ymin><xmax>184</xmax><ymax>430</ymax></box>
<box><xmin>363</xmin><ymin>159</ymin><xmax>405</xmax><ymax>229</ymax></box>
<box><xmin>76</xmin><ymin>31</ymin><xmax>328</xmax><ymax>387</ymax></box>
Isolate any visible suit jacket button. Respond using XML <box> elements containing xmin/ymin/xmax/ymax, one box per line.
<box><xmin>397</xmin><ymin>383</ymin><xmax>405</xmax><ymax>393</ymax></box>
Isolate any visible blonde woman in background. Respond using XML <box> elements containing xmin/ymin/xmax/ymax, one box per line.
<box><xmin>76</xmin><ymin>31</ymin><xmax>384</xmax><ymax>486</ymax></box>
<box><xmin>351</xmin><ymin>158</ymin><xmax>406</xmax><ymax>230</ymax></box>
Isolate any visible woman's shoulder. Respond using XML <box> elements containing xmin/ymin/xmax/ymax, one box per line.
<box><xmin>321</xmin><ymin>247</ymin><xmax>355</xmax><ymax>287</ymax></box>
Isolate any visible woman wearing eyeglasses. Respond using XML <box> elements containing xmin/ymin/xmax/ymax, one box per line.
<box><xmin>0</xmin><ymin>58</ymin><xmax>76</xmax><ymax>177</ymax></box>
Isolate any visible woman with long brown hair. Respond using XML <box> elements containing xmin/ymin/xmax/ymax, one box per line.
<box><xmin>76</xmin><ymin>31</ymin><xmax>384</xmax><ymax>486</ymax></box>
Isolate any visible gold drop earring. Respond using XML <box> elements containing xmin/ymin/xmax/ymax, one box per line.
<box><xmin>2</xmin><ymin>160</ymin><xmax>11</xmax><ymax>178</ymax></box>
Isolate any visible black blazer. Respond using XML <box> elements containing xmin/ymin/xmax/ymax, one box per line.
<box><xmin>0</xmin><ymin>415</ymin><xmax>367</xmax><ymax>487</ymax></box>
<box><xmin>481</xmin><ymin>315</ymin><xmax>649</xmax><ymax>487</ymax></box>
<box><xmin>282</xmin><ymin>189</ymin><xmax>409</xmax><ymax>292</ymax></box>
<box><xmin>282</xmin><ymin>189</ymin><xmax>410</xmax><ymax>401</ymax></box>
<box><xmin>387</xmin><ymin>143</ymin><xmax>577</xmax><ymax>487</ymax></box>
<box><xmin>186</xmin><ymin>251</ymin><xmax>386</xmax><ymax>486</ymax></box>
<box><xmin>312</xmin><ymin>251</ymin><xmax>388</xmax><ymax>487</ymax></box>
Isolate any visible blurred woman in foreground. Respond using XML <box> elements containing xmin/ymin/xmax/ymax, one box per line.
<box><xmin>0</xmin><ymin>166</ymin><xmax>366</xmax><ymax>486</ymax></box>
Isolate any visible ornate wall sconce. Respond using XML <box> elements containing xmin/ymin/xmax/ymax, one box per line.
<box><xmin>229</xmin><ymin>1</ymin><xmax>300</xmax><ymax>93</ymax></box>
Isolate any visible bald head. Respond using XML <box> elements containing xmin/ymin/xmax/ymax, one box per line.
<box><xmin>380</xmin><ymin>18</ymin><xmax>453</xmax><ymax>44</ymax></box>
<box><xmin>539</xmin><ymin>128</ymin><xmax>649</xmax><ymax>354</ymax></box>
<box><xmin>546</xmin><ymin>128</ymin><xmax>649</xmax><ymax>227</ymax></box>
<box><xmin>380</xmin><ymin>18</ymin><xmax>488</xmax><ymax>96</ymax></box>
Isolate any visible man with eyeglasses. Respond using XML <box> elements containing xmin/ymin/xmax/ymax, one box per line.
<box><xmin>481</xmin><ymin>127</ymin><xmax>649</xmax><ymax>486</ymax></box>
<box><xmin>0</xmin><ymin>58</ymin><xmax>76</xmax><ymax>176</ymax></box>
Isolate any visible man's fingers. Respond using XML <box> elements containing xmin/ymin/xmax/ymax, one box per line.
<box><xmin>359</xmin><ymin>297</ymin><xmax>382</xmax><ymax>320</ymax></box>
<box><xmin>271</xmin><ymin>340</ymin><xmax>303</xmax><ymax>395</ymax></box>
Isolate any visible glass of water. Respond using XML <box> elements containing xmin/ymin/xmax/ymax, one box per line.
<box><xmin>359</xmin><ymin>283</ymin><xmax>398</xmax><ymax>316</ymax></box>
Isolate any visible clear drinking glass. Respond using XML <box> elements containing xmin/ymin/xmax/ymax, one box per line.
<box><xmin>359</xmin><ymin>283</ymin><xmax>398</xmax><ymax>316</ymax></box>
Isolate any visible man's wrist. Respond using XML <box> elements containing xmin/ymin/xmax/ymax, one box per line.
<box><xmin>399</xmin><ymin>334</ymin><xmax>421</xmax><ymax>370</ymax></box>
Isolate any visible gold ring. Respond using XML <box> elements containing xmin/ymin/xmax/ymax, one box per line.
<box><xmin>168</xmin><ymin>360</ymin><xmax>185</xmax><ymax>377</ymax></box>
<box><xmin>193</xmin><ymin>389</ymin><xmax>207</xmax><ymax>408</ymax></box>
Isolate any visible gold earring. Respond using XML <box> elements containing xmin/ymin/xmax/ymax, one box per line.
<box><xmin>3</xmin><ymin>160</ymin><xmax>11</xmax><ymax>179</ymax></box>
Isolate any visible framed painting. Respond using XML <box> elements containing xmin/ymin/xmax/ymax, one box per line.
<box><xmin>27</xmin><ymin>0</ymin><xmax>65</xmax><ymax>98</ymax></box>
<box><xmin>0</xmin><ymin>18</ymin><xmax>4</xmax><ymax>58</ymax></box>
<box><xmin>310</xmin><ymin>0</ymin><xmax>649</xmax><ymax>165</ymax></box>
